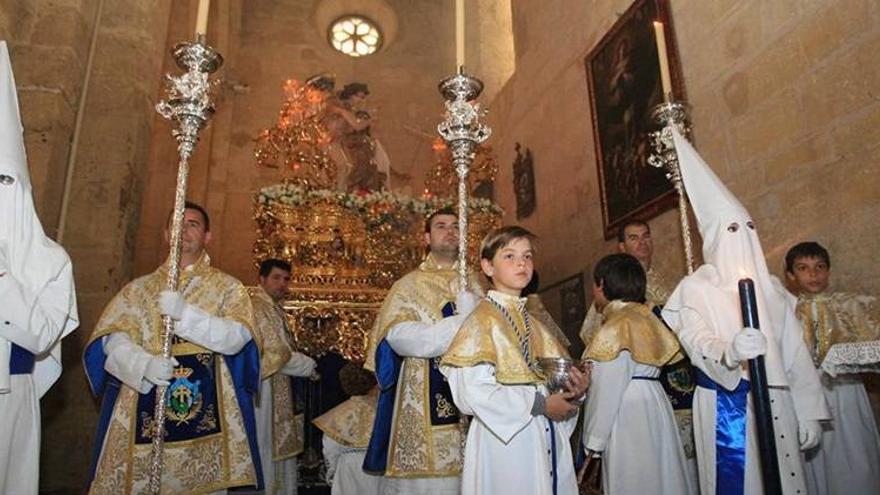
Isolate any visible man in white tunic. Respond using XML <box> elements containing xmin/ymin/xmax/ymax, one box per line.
<box><xmin>250</xmin><ymin>258</ymin><xmax>317</xmax><ymax>494</ymax></box>
<box><xmin>85</xmin><ymin>202</ymin><xmax>262</xmax><ymax>494</ymax></box>
<box><xmin>662</xmin><ymin>130</ymin><xmax>829</xmax><ymax>495</ymax></box>
<box><xmin>363</xmin><ymin>206</ymin><xmax>480</xmax><ymax>494</ymax></box>
<box><xmin>0</xmin><ymin>41</ymin><xmax>79</xmax><ymax>495</ymax></box>
<box><xmin>784</xmin><ymin>241</ymin><xmax>880</xmax><ymax>495</ymax></box>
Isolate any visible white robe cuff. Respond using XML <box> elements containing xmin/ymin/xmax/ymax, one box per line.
<box><xmin>103</xmin><ymin>333</ymin><xmax>155</xmax><ymax>394</ymax></box>
<box><xmin>175</xmin><ymin>303</ymin><xmax>252</xmax><ymax>355</ymax></box>
<box><xmin>676</xmin><ymin>308</ymin><xmax>742</xmax><ymax>391</ymax></box>
<box><xmin>386</xmin><ymin>314</ymin><xmax>466</xmax><ymax>358</ymax></box>
<box><xmin>281</xmin><ymin>351</ymin><xmax>316</xmax><ymax>377</ymax></box>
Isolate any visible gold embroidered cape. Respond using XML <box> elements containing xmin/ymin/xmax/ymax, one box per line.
<box><xmin>441</xmin><ymin>292</ymin><xmax>570</xmax><ymax>385</ymax></box>
<box><xmin>579</xmin><ymin>266</ymin><xmax>675</xmax><ymax>349</ymax></box>
<box><xmin>313</xmin><ymin>393</ymin><xmax>378</xmax><ymax>448</ymax></box>
<box><xmin>364</xmin><ymin>253</ymin><xmax>481</xmax><ymax>478</ymax></box>
<box><xmin>249</xmin><ymin>286</ymin><xmax>304</xmax><ymax>460</ymax></box>
<box><xmin>584</xmin><ymin>300</ymin><xmax>682</xmax><ymax>366</ymax></box>
<box><xmin>796</xmin><ymin>292</ymin><xmax>880</xmax><ymax>365</ymax></box>
<box><xmin>85</xmin><ymin>253</ymin><xmax>260</xmax><ymax>495</ymax></box>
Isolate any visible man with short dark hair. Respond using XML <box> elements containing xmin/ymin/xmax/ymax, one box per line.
<box><xmin>250</xmin><ymin>258</ymin><xmax>317</xmax><ymax>495</ymax></box>
<box><xmin>364</xmin><ymin>207</ymin><xmax>481</xmax><ymax>494</ymax></box>
<box><xmin>85</xmin><ymin>202</ymin><xmax>263</xmax><ymax>494</ymax></box>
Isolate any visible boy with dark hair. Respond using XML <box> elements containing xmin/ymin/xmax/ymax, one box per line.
<box><xmin>441</xmin><ymin>225</ymin><xmax>589</xmax><ymax>495</ymax></box>
<box><xmin>582</xmin><ymin>253</ymin><xmax>691</xmax><ymax>494</ymax></box>
<box><xmin>591</xmin><ymin>252</ymin><xmax>648</xmax><ymax>302</ymax></box>
<box><xmin>785</xmin><ymin>241</ymin><xmax>880</xmax><ymax>495</ymax></box>
<box><xmin>313</xmin><ymin>363</ymin><xmax>381</xmax><ymax>495</ymax></box>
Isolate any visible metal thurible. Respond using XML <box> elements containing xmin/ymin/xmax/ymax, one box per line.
<box><xmin>148</xmin><ymin>37</ymin><xmax>223</xmax><ymax>495</ymax></box>
<box><xmin>436</xmin><ymin>71</ymin><xmax>491</xmax><ymax>290</ymax></box>
<box><xmin>648</xmin><ymin>101</ymin><xmax>695</xmax><ymax>274</ymax></box>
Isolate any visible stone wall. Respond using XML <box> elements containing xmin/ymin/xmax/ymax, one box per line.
<box><xmin>489</xmin><ymin>0</ymin><xmax>880</xmax><ymax>312</ymax></box>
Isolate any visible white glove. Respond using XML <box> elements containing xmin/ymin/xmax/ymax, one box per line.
<box><xmin>798</xmin><ymin>419</ymin><xmax>821</xmax><ymax>451</ymax></box>
<box><xmin>455</xmin><ymin>290</ymin><xmax>480</xmax><ymax>317</ymax></box>
<box><xmin>724</xmin><ymin>327</ymin><xmax>767</xmax><ymax>366</ymax></box>
<box><xmin>144</xmin><ymin>356</ymin><xmax>179</xmax><ymax>386</ymax></box>
<box><xmin>159</xmin><ymin>290</ymin><xmax>187</xmax><ymax>320</ymax></box>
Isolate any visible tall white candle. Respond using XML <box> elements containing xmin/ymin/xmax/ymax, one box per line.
<box><xmin>653</xmin><ymin>21</ymin><xmax>673</xmax><ymax>102</ymax></box>
<box><xmin>455</xmin><ymin>0</ymin><xmax>465</xmax><ymax>70</ymax></box>
<box><xmin>195</xmin><ymin>0</ymin><xmax>210</xmax><ymax>37</ymax></box>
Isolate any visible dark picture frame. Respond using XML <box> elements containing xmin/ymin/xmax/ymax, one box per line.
<box><xmin>584</xmin><ymin>0</ymin><xmax>686</xmax><ymax>239</ymax></box>
<box><xmin>513</xmin><ymin>142</ymin><xmax>536</xmax><ymax>220</ymax></box>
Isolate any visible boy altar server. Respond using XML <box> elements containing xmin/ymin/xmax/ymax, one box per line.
<box><xmin>582</xmin><ymin>253</ymin><xmax>691</xmax><ymax>495</ymax></box>
<box><xmin>785</xmin><ymin>241</ymin><xmax>880</xmax><ymax>495</ymax></box>
<box><xmin>441</xmin><ymin>226</ymin><xmax>589</xmax><ymax>495</ymax></box>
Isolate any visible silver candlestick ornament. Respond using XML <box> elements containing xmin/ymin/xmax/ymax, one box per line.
<box><xmin>648</xmin><ymin>101</ymin><xmax>695</xmax><ymax>274</ymax></box>
<box><xmin>148</xmin><ymin>36</ymin><xmax>223</xmax><ymax>495</ymax></box>
<box><xmin>437</xmin><ymin>69</ymin><xmax>491</xmax><ymax>290</ymax></box>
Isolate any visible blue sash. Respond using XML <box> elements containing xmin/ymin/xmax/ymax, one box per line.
<box><xmin>9</xmin><ymin>343</ymin><xmax>34</xmax><ymax>374</ymax></box>
<box><xmin>363</xmin><ymin>301</ymin><xmax>460</xmax><ymax>473</ymax></box>
<box><xmin>695</xmin><ymin>368</ymin><xmax>749</xmax><ymax>495</ymax></box>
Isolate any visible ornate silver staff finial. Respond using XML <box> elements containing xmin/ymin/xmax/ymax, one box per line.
<box><xmin>648</xmin><ymin>101</ymin><xmax>695</xmax><ymax>274</ymax></box>
<box><xmin>148</xmin><ymin>37</ymin><xmax>223</xmax><ymax>495</ymax></box>
<box><xmin>437</xmin><ymin>71</ymin><xmax>491</xmax><ymax>289</ymax></box>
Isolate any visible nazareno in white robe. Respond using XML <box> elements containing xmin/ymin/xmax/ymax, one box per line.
<box><xmin>662</xmin><ymin>128</ymin><xmax>829</xmax><ymax>495</ymax></box>
<box><xmin>0</xmin><ymin>41</ymin><xmax>78</xmax><ymax>495</ymax></box>
<box><xmin>443</xmin><ymin>363</ymin><xmax>579</xmax><ymax>495</ymax></box>
<box><xmin>803</xmin><ymin>372</ymin><xmax>880</xmax><ymax>495</ymax></box>
<box><xmin>583</xmin><ymin>351</ymin><xmax>692</xmax><ymax>495</ymax></box>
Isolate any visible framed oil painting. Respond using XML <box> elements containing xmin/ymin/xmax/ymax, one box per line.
<box><xmin>585</xmin><ymin>0</ymin><xmax>686</xmax><ymax>239</ymax></box>
<box><xmin>513</xmin><ymin>142</ymin><xmax>536</xmax><ymax>220</ymax></box>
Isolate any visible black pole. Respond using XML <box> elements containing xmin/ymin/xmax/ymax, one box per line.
<box><xmin>738</xmin><ymin>278</ymin><xmax>783</xmax><ymax>495</ymax></box>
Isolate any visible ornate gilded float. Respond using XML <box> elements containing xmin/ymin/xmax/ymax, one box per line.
<box><xmin>252</xmin><ymin>77</ymin><xmax>502</xmax><ymax>361</ymax></box>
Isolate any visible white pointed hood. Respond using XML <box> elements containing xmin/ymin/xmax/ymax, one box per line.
<box><xmin>0</xmin><ymin>41</ymin><xmax>78</xmax><ymax>397</ymax></box>
<box><xmin>665</xmin><ymin>128</ymin><xmax>789</xmax><ymax>385</ymax></box>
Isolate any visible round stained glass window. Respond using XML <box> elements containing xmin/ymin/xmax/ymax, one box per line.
<box><xmin>329</xmin><ymin>16</ymin><xmax>382</xmax><ymax>57</ymax></box>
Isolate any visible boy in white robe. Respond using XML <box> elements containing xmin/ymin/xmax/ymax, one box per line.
<box><xmin>314</xmin><ymin>363</ymin><xmax>381</xmax><ymax>495</ymax></box>
<box><xmin>662</xmin><ymin>130</ymin><xmax>829</xmax><ymax>495</ymax></box>
<box><xmin>582</xmin><ymin>253</ymin><xmax>691</xmax><ymax>495</ymax></box>
<box><xmin>441</xmin><ymin>226</ymin><xmax>590</xmax><ymax>495</ymax></box>
<box><xmin>784</xmin><ymin>241</ymin><xmax>880</xmax><ymax>495</ymax></box>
